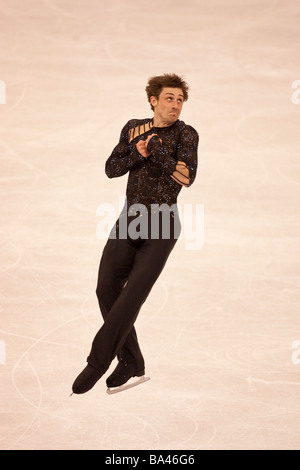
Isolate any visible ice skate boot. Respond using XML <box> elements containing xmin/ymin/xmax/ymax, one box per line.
<box><xmin>72</xmin><ymin>364</ymin><xmax>104</xmax><ymax>394</ymax></box>
<box><xmin>106</xmin><ymin>360</ymin><xmax>150</xmax><ymax>394</ymax></box>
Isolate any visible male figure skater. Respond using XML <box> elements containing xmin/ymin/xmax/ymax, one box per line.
<box><xmin>72</xmin><ymin>73</ymin><xmax>198</xmax><ymax>394</ymax></box>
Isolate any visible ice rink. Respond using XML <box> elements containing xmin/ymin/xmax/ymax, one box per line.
<box><xmin>0</xmin><ymin>0</ymin><xmax>299</xmax><ymax>450</ymax></box>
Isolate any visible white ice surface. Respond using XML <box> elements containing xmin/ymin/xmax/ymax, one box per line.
<box><xmin>0</xmin><ymin>0</ymin><xmax>299</xmax><ymax>450</ymax></box>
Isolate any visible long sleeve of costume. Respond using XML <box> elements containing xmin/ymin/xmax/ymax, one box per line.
<box><xmin>105</xmin><ymin>122</ymin><xmax>145</xmax><ymax>178</ymax></box>
<box><xmin>147</xmin><ymin>124</ymin><xmax>198</xmax><ymax>187</ymax></box>
<box><xmin>174</xmin><ymin>125</ymin><xmax>198</xmax><ymax>186</ymax></box>
<box><xmin>146</xmin><ymin>135</ymin><xmax>177</xmax><ymax>176</ymax></box>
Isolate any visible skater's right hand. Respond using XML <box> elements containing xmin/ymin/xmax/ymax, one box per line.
<box><xmin>136</xmin><ymin>139</ymin><xmax>150</xmax><ymax>158</ymax></box>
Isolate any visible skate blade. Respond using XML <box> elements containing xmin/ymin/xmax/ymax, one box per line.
<box><xmin>106</xmin><ymin>376</ymin><xmax>150</xmax><ymax>395</ymax></box>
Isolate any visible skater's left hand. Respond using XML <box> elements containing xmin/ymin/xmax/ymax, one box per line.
<box><xmin>145</xmin><ymin>134</ymin><xmax>162</xmax><ymax>146</ymax></box>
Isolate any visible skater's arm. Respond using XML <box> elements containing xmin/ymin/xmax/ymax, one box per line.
<box><xmin>171</xmin><ymin>125</ymin><xmax>198</xmax><ymax>187</ymax></box>
<box><xmin>146</xmin><ymin>125</ymin><xmax>198</xmax><ymax>187</ymax></box>
<box><xmin>145</xmin><ymin>134</ymin><xmax>177</xmax><ymax>176</ymax></box>
<box><xmin>105</xmin><ymin>122</ymin><xmax>145</xmax><ymax>178</ymax></box>
<box><xmin>171</xmin><ymin>161</ymin><xmax>190</xmax><ymax>187</ymax></box>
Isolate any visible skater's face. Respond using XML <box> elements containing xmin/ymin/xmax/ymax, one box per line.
<box><xmin>150</xmin><ymin>87</ymin><xmax>184</xmax><ymax>127</ymax></box>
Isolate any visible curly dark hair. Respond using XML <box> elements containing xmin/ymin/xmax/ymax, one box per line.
<box><xmin>145</xmin><ymin>73</ymin><xmax>189</xmax><ymax>111</ymax></box>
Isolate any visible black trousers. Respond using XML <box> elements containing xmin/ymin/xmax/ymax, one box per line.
<box><xmin>87</xmin><ymin>211</ymin><xmax>180</xmax><ymax>374</ymax></box>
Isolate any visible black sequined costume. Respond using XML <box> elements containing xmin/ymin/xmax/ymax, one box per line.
<box><xmin>105</xmin><ymin>118</ymin><xmax>198</xmax><ymax>208</ymax></box>
<box><xmin>76</xmin><ymin>118</ymin><xmax>199</xmax><ymax>392</ymax></box>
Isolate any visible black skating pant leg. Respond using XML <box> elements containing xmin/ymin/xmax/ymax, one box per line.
<box><xmin>87</xmin><ymin>235</ymin><xmax>177</xmax><ymax>373</ymax></box>
<box><xmin>95</xmin><ymin>237</ymin><xmax>144</xmax><ymax>370</ymax></box>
